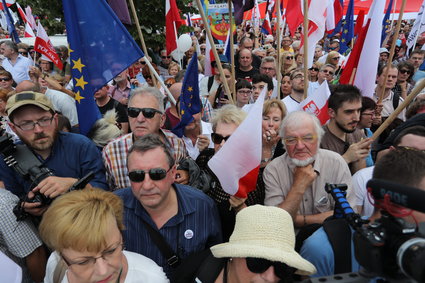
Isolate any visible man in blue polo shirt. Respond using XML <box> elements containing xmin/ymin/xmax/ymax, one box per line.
<box><xmin>115</xmin><ymin>134</ymin><xmax>222</xmax><ymax>279</ymax></box>
<box><xmin>0</xmin><ymin>91</ymin><xmax>108</xmax><ymax>216</ymax></box>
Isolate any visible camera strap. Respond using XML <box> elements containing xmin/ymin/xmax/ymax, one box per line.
<box><xmin>323</xmin><ymin>218</ymin><xmax>352</xmax><ymax>274</ymax></box>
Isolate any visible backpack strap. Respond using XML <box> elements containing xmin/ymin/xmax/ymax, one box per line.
<box><xmin>207</xmin><ymin>76</ymin><xmax>214</xmax><ymax>93</ymax></box>
<box><xmin>392</xmin><ymin>91</ymin><xmax>400</xmax><ymax>110</ymax></box>
<box><xmin>323</xmin><ymin>218</ymin><xmax>352</xmax><ymax>274</ymax></box>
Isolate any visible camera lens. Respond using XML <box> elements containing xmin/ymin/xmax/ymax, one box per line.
<box><xmin>397</xmin><ymin>237</ymin><xmax>425</xmax><ymax>282</ymax></box>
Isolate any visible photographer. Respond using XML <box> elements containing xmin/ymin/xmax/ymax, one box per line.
<box><xmin>0</xmin><ymin>91</ymin><xmax>108</xmax><ymax>216</ymax></box>
<box><xmin>300</xmin><ymin>146</ymin><xmax>425</xmax><ymax>278</ymax></box>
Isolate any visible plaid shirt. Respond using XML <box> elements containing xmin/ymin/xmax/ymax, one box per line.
<box><xmin>102</xmin><ymin>130</ymin><xmax>188</xmax><ymax>190</ymax></box>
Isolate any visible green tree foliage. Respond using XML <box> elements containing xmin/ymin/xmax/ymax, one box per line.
<box><xmin>16</xmin><ymin>0</ymin><xmax>197</xmax><ymax>51</ymax></box>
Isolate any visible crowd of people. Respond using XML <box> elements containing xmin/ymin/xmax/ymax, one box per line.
<box><xmin>0</xmin><ymin>15</ymin><xmax>425</xmax><ymax>283</ymax></box>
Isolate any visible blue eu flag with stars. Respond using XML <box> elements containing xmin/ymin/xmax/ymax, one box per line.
<box><xmin>63</xmin><ymin>0</ymin><xmax>145</xmax><ymax>135</ymax></box>
<box><xmin>381</xmin><ymin>0</ymin><xmax>394</xmax><ymax>45</ymax></box>
<box><xmin>339</xmin><ymin>0</ymin><xmax>354</xmax><ymax>54</ymax></box>
<box><xmin>172</xmin><ymin>52</ymin><xmax>201</xmax><ymax>138</ymax></box>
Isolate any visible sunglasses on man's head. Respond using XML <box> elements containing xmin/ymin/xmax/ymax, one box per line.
<box><xmin>127</xmin><ymin>107</ymin><xmax>162</xmax><ymax>118</ymax></box>
<box><xmin>211</xmin><ymin>133</ymin><xmax>231</xmax><ymax>144</ymax></box>
<box><xmin>128</xmin><ymin>168</ymin><xmax>171</xmax><ymax>182</ymax></box>
<box><xmin>245</xmin><ymin>258</ymin><xmax>295</xmax><ymax>279</ymax></box>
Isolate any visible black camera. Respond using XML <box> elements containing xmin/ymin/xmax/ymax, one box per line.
<box><xmin>353</xmin><ymin>179</ymin><xmax>425</xmax><ymax>282</ymax></box>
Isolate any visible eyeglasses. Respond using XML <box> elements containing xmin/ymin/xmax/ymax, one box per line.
<box><xmin>245</xmin><ymin>258</ymin><xmax>295</xmax><ymax>279</ymax></box>
<box><xmin>321</xmin><ymin>69</ymin><xmax>334</xmax><ymax>75</ymax></box>
<box><xmin>331</xmin><ymin>57</ymin><xmax>340</xmax><ymax>60</ymax></box>
<box><xmin>309</xmin><ymin>67</ymin><xmax>319</xmax><ymax>72</ymax></box>
<box><xmin>19</xmin><ymin>52</ymin><xmax>28</xmax><ymax>56</ymax></box>
<box><xmin>283</xmin><ymin>134</ymin><xmax>317</xmax><ymax>145</ymax></box>
<box><xmin>237</xmin><ymin>90</ymin><xmax>252</xmax><ymax>95</ymax></box>
<box><xmin>162</xmin><ymin>56</ymin><xmax>171</xmax><ymax>59</ymax></box>
<box><xmin>200</xmin><ymin>48</ymin><xmax>206</xmax><ymax>51</ymax></box>
<box><xmin>61</xmin><ymin>242</ymin><xmax>123</xmax><ymax>271</ymax></box>
<box><xmin>14</xmin><ymin>116</ymin><xmax>54</xmax><ymax>131</ymax></box>
<box><xmin>399</xmin><ymin>69</ymin><xmax>411</xmax><ymax>75</ymax></box>
<box><xmin>127</xmin><ymin>107</ymin><xmax>162</xmax><ymax>118</ymax></box>
<box><xmin>261</xmin><ymin>67</ymin><xmax>275</xmax><ymax>71</ymax></box>
<box><xmin>211</xmin><ymin>133</ymin><xmax>231</xmax><ymax>144</ymax></box>
<box><xmin>0</xmin><ymin>77</ymin><xmax>11</xmax><ymax>82</ymax></box>
<box><xmin>128</xmin><ymin>167</ymin><xmax>172</xmax><ymax>182</ymax></box>
<box><xmin>285</xmin><ymin>56</ymin><xmax>294</xmax><ymax>60</ymax></box>
<box><xmin>292</xmin><ymin>74</ymin><xmax>304</xmax><ymax>80</ymax></box>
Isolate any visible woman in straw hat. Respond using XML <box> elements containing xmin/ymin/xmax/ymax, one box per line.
<box><xmin>174</xmin><ymin>205</ymin><xmax>316</xmax><ymax>283</ymax></box>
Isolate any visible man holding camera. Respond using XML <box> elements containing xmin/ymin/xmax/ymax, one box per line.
<box><xmin>0</xmin><ymin>91</ymin><xmax>108</xmax><ymax>215</ymax></box>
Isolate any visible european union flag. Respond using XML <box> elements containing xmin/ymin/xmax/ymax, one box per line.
<box><xmin>2</xmin><ymin>0</ymin><xmax>20</xmax><ymax>43</ymax></box>
<box><xmin>63</xmin><ymin>0</ymin><xmax>145</xmax><ymax>135</ymax></box>
<box><xmin>172</xmin><ymin>52</ymin><xmax>201</xmax><ymax>138</ymax></box>
<box><xmin>339</xmin><ymin>0</ymin><xmax>354</xmax><ymax>54</ymax></box>
<box><xmin>381</xmin><ymin>0</ymin><xmax>394</xmax><ymax>45</ymax></box>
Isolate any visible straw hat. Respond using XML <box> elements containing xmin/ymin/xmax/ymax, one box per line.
<box><xmin>210</xmin><ymin>205</ymin><xmax>317</xmax><ymax>275</ymax></box>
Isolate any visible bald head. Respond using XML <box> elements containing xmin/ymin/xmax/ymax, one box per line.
<box><xmin>169</xmin><ymin>82</ymin><xmax>183</xmax><ymax>101</ymax></box>
<box><xmin>15</xmin><ymin>80</ymin><xmax>41</xmax><ymax>92</ymax></box>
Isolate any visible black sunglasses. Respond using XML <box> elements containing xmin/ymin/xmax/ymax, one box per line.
<box><xmin>162</xmin><ymin>56</ymin><xmax>171</xmax><ymax>59</ymax></box>
<box><xmin>211</xmin><ymin>133</ymin><xmax>231</xmax><ymax>144</ymax></box>
<box><xmin>399</xmin><ymin>69</ymin><xmax>411</xmax><ymax>75</ymax></box>
<box><xmin>286</xmin><ymin>56</ymin><xmax>294</xmax><ymax>60</ymax></box>
<box><xmin>0</xmin><ymin>78</ymin><xmax>11</xmax><ymax>82</ymax></box>
<box><xmin>128</xmin><ymin>107</ymin><xmax>162</xmax><ymax>118</ymax></box>
<box><xmin>309</xmin><ymin>67</ymin><xmax>319</xmax><ymax>72</ymax></box>
<box><xmin>246</xmin><ymin>258</ymin><xmax>295</xmax><ymax>279</ymax></box>
<box><xmin>128</xmin><ymin>168</ymin><xmax>171</xmax><ymax>182</ymax></box>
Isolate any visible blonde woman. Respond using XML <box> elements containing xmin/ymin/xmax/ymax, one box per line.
<box><xmin>280</xmin><ymin>51</ymin><xmax>297</xmax><ymax>76</ymax></box>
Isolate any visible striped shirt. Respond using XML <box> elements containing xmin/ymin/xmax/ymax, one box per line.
<box><xmin>102</xmin><ymin>130</ymin><xmax>188</xmax><ymax>190</ymax></box>
<box><xmin>115</xmin><ymin>184</ymin><xmax>223</xmax><ymax>278</ymax></box>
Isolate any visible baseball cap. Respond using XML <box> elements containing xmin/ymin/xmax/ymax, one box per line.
<box><xmin>380</xmin><ymin>47</ymin><xmax>390</xmax><ymax>54</ymax></box>
<box><xmin>6</xmin><ymin>91</ymin><xmax>55</xmax><ymax>117</ymax></box>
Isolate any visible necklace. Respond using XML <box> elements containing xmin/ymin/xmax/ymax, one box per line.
<box><xmin>223</xmin><ymin>261</ymin><xmax>228</xmax><ymax>283</ymax></box>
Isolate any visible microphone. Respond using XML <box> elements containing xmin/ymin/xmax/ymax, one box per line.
<box><xmin>367</xmin><ymin>179</ymin><xmax>425</xmax><ymax>214</ymax></box>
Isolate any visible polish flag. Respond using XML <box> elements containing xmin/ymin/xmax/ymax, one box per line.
<box><xmin>34</xmin><ymin>23</ymin><xmax>63</xmax><ymax>70</ymax></box>
<box><xmin>305</xmin><ymin>0</ymin><xmax>327</xmax><ymax>68</ymax></box>
<box><xmin>24</xmin><ymin>6</ymin><xmax>36</xmax><ymax>30</ymax></box>
<box><xmin>261</xmin><ymin>12</ymin><xmax>272</xmax><ymax>35</ymax></box>
<box><xmin>24</xmin><ymin>22</ymin><xmax>34</xmax><ymax>37</ymax></box>
<box><xmin>286</xmin><ymin>0</ymin><xmax>303</xmax><ymax>36</ymax></box>
<box><xmin>166</xmin><ymin>0</ymin><xmax>183</xmax><ymax>55</ymax></box>
<box><xmin>325</xmin><ymin>0</ymin><xmax>343</xmax><ymax>33</ymax></box>
<box><xmin>208</xmin><ymin>88</ymin><xmax>265</xmax><ymax>198</ymax></box>
<box><xmin>204</xmin><ymin>37</ymin><xmax>213</xmax><ymax>76</ymax></box>
<box><xmin>0</xmin><ymin>0</ymin><xmax>14</xmax><ymax>10</ymax></box>
<box><xmin>340</xmin><ymin>0</ymin><xmax>385</xmax><ymax>98</ymax></box>
<box><xmin>252</xmin><ymin>0</ymin><xmax>261</xmax><ymax>32</ymax></box>
<box><xmin>299</xmin><ymin>80</ymin><xmax>331</xmax><ymax>125</ymax></box>
<box><xmin>354</xmin><ymin>10</ymin><xmax>365</xmax><ymax>36</ymax></box>
<box><xmin>16</xmin><ymin>2</ymin><xmax>27</xmax><ymax>23</ymax></box>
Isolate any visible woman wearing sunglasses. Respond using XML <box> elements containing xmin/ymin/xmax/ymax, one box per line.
<box><xmin>308</xmin><ymin>63</ymin><xmax>321</xmax><ymax>82</ymax></box>
<box><xmin>394</xmin><ymin>61</ymin><xmax>415</xmax><ymax>99</ymax></box>
<box><xmin>174</xmin><ymin>205</ymin><xmax>316</xmax><ymax>283</ymax></box>
<box><xmin>39</xmin><ymin>188</ymin><xmax>169</xmax><ymax>283</ymax></box>
<box><xmin>280</xmin><ymin>51</ymin><xmax>297</xmax><ymax>77</ymax></box>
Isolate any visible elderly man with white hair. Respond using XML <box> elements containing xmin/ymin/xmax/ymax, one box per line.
<box><xmin>263</xmin><ymin>111</ymin><xmax>354</xmax><ymax>228</ymax></box>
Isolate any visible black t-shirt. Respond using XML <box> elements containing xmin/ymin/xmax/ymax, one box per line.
<box><xmin>97</xmin><ymin>98</ymin><xmax>128</xmax><ymax>123</ymax></box>
<box><xmin>235</xmin><ymin>67</ymin><xmax>259</xmax><ymax>82</ymax></box>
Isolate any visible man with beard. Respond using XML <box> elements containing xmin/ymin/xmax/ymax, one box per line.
<box><xmin>264</xmin><ymin>111</ymin><xmax>354</xmax><ymax>228</ymax></box>
<box><xmin>0</xmin><ymin>91</ymin><xmax>107</xmax><ymax>215</ymax></box>
<box><xmin>281</xmin><ymin>69</ymin><xmax>305</xmax><ymax>113</ymax></box>
<box><xmin>321</xmin><ymin>85</ymin><xmax>373</xmax><ymax>174</ymax></box>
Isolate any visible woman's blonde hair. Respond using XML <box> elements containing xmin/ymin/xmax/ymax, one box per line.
<box><xmin>280</xmin><ymin>51</ymin><xmax>296</xmax><ymax>75</ymax></box>
<box><xmin>211</xmin><ymin>104</ymin><xmax>247</xmax><ymax>132</ymax></box>
<box><xmin>263</xmin><ymin>99</ymin><xmax>287</xmax><ymax>120</ymax></box>
<box><xmin>39</xmin><ymin>188</ymin><xmax>124</xmax><ymax>253</ymax></box>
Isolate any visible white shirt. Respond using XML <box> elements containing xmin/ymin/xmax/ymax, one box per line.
<box><xmin>45</xmin><ymin>89</ymin><xmax>79</xmax><ymax>126</ymax></box>
<box><xmin>199</xmin><ymin>75</ymin><xmax>220</xmax><ymax>97</ymax></box>
<box><xmin>373</xmin><ymin>90</ymin><xmax>406</xmax><ymax>121</ymax></box>
<box><xmin>44</xmin><ymin>251</ymin><xmax>169</xmax><ymax>283</ymax></box>
<box><xmin>1</xmin><ymin>55</ymin><xmax>32</xmax><ymax>84</ymax></box>
<box><xmin>182</xmin><ymin>121</ymin><xmax>213</xmax><ymax>160</ymax></box>
<box><xmin>352</xmin><ymin>166</ymin><xmax>374</xmax><ymax>218</ymax></box>
<box><xmin>281</xmin><ymin>95</ymin><xmax>301</xmax><ymax>113</ymax></box>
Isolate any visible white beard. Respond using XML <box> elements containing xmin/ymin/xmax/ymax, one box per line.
<box><xmin>289</xmin><ymin>156</ymin><xmax>316</xmax><ymax>167</ymax></box>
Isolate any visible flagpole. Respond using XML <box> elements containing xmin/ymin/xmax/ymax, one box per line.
<box><xmin>173</xmin><ymin>21</ymin><xmax>183</xmax><ymax>69</ymax></box>
<box><xmin>127</xmin><ymin>0</ymin><xmax>158</xmax><ymax>87</ymax></box>
<box><xmin>195</xmin><ymin>0</ymin><xmax>234</xmax><ymax>104</ymax></box>
<box><xmin>302</xmin><ymin>0</ymin><xmax>309</xmax><ymax>99</ymax></box>
<box><xmin>276</xmin><ymin>0</ymin><xmax>282</xmax><ymax>99</ymax></box>
<box><xmin>377</xmin><ymin>0</ymin><xmax>406</xmax><ymax>104</ymax></box>
<box><xmin>228</xmin><ymin>0</ymin><xmax>236</xmax><ymax>101</ymax></box>
<box><xmin>372</xmin><ymin>77</ymin><xmax>425</xmax><ymax>140</ymax></box>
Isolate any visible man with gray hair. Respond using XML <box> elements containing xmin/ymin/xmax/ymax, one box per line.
<box><xmin>263</xmin><ymin>111</ymin><xmax>354</xmax><ymax>228</ymax></box>
<box><xmin>260</xmin><ymin>56</ymin><xmax>278</xmax><ymax>98</ymax></box>
<box><xmin>0</xmin><ymin>40</ymin><xmax>32</xmax><ymax>83</ymax></box>
<box><xmin>102</xmin><ymin>86</ymin><xmax>188</xmax><ymax>190</ymax></box>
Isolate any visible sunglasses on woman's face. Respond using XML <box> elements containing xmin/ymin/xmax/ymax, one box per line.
<box><xmin>128</xmin><ymin>168</ymin><xmax>171</xmax><ymax>182</ymax></box>
<box><xmin>211</xmin><ymin>133</ymin><xmax>231</xmax><ymax>144</ymax></box>
<box><xmin>309</xmin><ymin>67</ymin><xmax>319</xmax><ymax>72</ymax></box>
<box><xmin>245</xmin><ymin>257</ymin><xmax>295</xmax><ymax>279</ymax></box>
<box><xmin>399</xmin><ymin>69</ymin><xmax>411</xmax><ymax>75</ymax></box>
<box><xmin>286</xmin><ymin>56</ymin><xmax>294</xmax><ymax>60</ymax></box>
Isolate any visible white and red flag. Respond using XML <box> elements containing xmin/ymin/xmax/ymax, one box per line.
<box><xmin>325</xmin><ymin>0</ymin><xmax>343</xmax><ymax>34</ymax></box>
<box><xmin>0</xmin><ymin>0</ymin><xmax>14</xmax><ymax>10</ymax></box>
<box><xmin>299</xmin><ymin>80</ymin><xmax>331</xmax><ymax>125</ymax></box>
<box><xmin>304</xmin><ymin>0</ymin><xmax>327</xmax><ymax>68</ymax></box>
<box><xmin>285</xmin><ymin>0</ymin><xmax>303</xmax><ymax>36</ymax></box>
<box><xmin>165</xmin><ymin>0</ymin><xmax>183</xmax><ymax>55</ymax></box>
<box><xmin>208</xmin><ymin>88</ymin><xmax>266</xmax><ymax>198</ymax></box>
<box><xmin>34</xmin><ymin>23</ymin><xmax>63</xmax><ymax>70</ymax></box>
<box><xmin>203</xmin><ymin>37</ymin><xmax>213</xmax><ymax>76</ymax></box>
<box><xmin>24</xmin><ymin>22</ymin><xmax>34</xmax><ymax>37</ymax></box>
<box><xmin>24</xmin><ymin>6</ymin><xmax>36</xmax><ymax>30</ymax></box>
<box><xmin>261</xmin><ymin>11</ymin><xmax>272</xmax><ymax>35</ymax></box>
<box><xmin>339</xmin><ymin>0</ymin><xmax>385</xmax><ymax>98</ymax></box>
